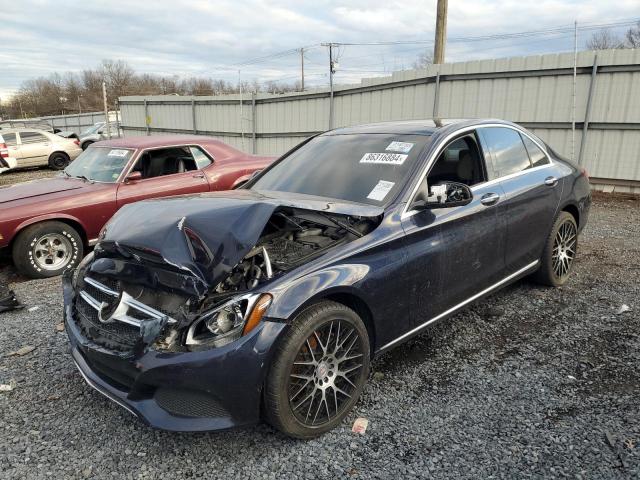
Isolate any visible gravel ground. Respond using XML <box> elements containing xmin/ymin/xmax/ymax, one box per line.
<box><xmin>0</xmin><ymin>194</ymin><xmax>638</xmax><ymax>479</ymax></box>
<box><xmin>0</xmin><ymin>167</ymin><xmax>58</xmax><ymax>187</ymax></box>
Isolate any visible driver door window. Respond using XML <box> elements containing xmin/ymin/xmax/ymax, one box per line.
<box><xmin>131</xmin><ymin>147</ymin><xmax>201</xmax><ymax>179</ymax></box>
<box><xmin>427</xmin><ymin>135</ymin><xmax>486</xmax><ymax>187</ymax></box>
<box><xmin>413</xmin><ymin>134</ymin><xmax>486</xmax><ymax>206</ymax></box>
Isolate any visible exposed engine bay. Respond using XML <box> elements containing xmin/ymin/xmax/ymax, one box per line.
<box><xmin>72</xmin><ymin>197</ymin><xmax>381</xmax><ymax>353</ymax></box>
<box><xmin>217</xmin><ymin>207</ymin><xmax>375</xmax><ymax>294</ymax></box>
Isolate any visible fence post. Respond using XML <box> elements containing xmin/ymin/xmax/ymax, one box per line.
<box><xmin>578</xmin><ymin>54</ymin><xmax>598</xmax><ymax>166</ymax></box>
<box><xmin>115</xmin><ymin>105</ymin><xmax>121</xmax><ymax>138</ymax></box>
<box><xmin>144</xmin><ymin>99</ymin><xmax>149</xmax><ymax>136</ymax></box>
<box><xmin>432</xmin><ymin>71</ymin><xmax>441</xmax><ymax>118</ymax></box>
<box><xmin>251</xmin><ymin>93</ymin><xmax>257</xmax><ymax>154</ymax></box>
<box><xmin>192</xmin><ymin>99</ymin><xmax>197</xmax><ymax>134</ymax></box>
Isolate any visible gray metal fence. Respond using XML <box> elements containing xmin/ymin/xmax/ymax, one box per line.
<box><xmin>119</xmin><ymin>49</ymin><xmax>640</xmax><ymax>193</ymax></box>
<box><xmin>9</xmin><ymin>111</ymin><xmax>120</xmax><ymax>135</ymax></box>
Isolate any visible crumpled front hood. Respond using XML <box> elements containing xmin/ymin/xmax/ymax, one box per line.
<box><xmin>99</xmin><ymin>189</ymin><xmax>383</xmax><ymax>292</ymax></box>
<box><xmin>0</xmin><ymin>176</ymin><xmax>85</xmax><ymax>204</ymax></box>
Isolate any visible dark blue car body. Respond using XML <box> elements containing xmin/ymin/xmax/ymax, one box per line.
<box><xmin>64</xmin><ymin>119</ymin><xmax>591</xmax><ymax>431</ymax></box>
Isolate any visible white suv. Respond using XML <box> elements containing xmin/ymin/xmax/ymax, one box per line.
<box><xmin>0</xmin><ymin>129</ymin><xmax>83</xmax><ymax>172</ymax></box>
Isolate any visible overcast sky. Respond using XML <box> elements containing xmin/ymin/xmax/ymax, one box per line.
<box><xmin>1</xmin><ymin>0</ymin><xmax>639</xmax><ymax>99</ymax></box>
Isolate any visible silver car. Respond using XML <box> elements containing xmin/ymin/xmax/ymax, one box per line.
<box><xmin>78</xmin><ymin>122</ymin><xmax>122</xmax><ymax>150</ymax></box>
<box><xmin>0</xmin><ymin>128</ymin><xmax>82</xmax><ymax>171</ymax></box>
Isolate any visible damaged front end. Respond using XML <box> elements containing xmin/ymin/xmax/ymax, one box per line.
<box><xmin>67</xmin><ymin>190</ymin><xmax>382</xmax><ymax>355</ymax></box>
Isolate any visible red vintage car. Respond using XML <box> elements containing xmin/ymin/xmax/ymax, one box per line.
<box><xmin>0</xmin><ymin>135</ymin><xmax>275</xmax><ymax>278</ymax></box>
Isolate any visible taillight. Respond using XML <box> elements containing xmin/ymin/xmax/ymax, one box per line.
<box><xmin>73</xmin><ymin>139</ymin><xmax>80</xmax><ymax>146</ymax></box>
<box><xmin>580</xmin><ymin>167</ymin><xmax>589</xmax><ymax>180</ymax></box>
<box><xmin>0</xmin><ymin>142</ymin><xmax>8</xmax><ymax>158</ymax></box>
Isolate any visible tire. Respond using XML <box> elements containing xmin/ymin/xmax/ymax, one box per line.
<box><xmin>48</xmin><ymin>152</ymin><xmax>70</xmax><ymax>170</ymax></box>
<box><xmin>81</xmin><ymin>141</ymin><xmax>94</xmax><ymax>151</ymax></box>
<box><xmin>533</xmin><ymin>211</ymin><xmax>578</xmax><ymax>287</ymax></box>
<box><xmin>264</xmin><ymin>301</ymin><xmax>370</xmax><ymax>439</ymax></box>
<box><xmin>12</xmin><ymin>221</ymin><xmax>84</xmax><ymax>279</ymax></box>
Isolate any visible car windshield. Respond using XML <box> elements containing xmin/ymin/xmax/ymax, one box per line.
<box><xmin>64</xmin><ymin>146</ymin><xmax>134</xmax><ymax>182</ymax></box>
<box><xmin>81</xmin><ymin>124</ymin><xmax>103</xmax><ymax>135</ymax></box>
<box><xmin>251</xmin><ymin>133</ymin><xmax>431</xmax><ymax>205</ymax></box>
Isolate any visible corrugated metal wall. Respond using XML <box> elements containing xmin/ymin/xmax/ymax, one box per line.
<box><xmin>119</xmin><ymin>49</ymin><xmax>640</xmax><ymax>192</ymax></box>
<box><xmin>10</xmin><ymin>111</ymin><xmax>120</xmax><ymax>135</ymax></box>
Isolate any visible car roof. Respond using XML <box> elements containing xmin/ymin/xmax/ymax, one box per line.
<box><xmin>94</xmin><ymin>135</ymin><xmax>238</xmax><ymax>150</ymax></box>
<box><xmin>324</xmin><ymin>118</ymin><xmax>514</xmax><ymax>136</ymax></box>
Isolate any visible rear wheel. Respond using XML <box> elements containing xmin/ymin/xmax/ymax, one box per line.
<box><xmin>533</xmin><ymin>211</ymin><xmax>578</xmax><ymax>286</ymax></box>
<box><xmin>12</xmin><ymin>221</ymin><xmax>83</xmax><ymax>279</ymax></box>
<box><xmin>264</xmin><ymin>301</ymin><xmax>370</xmax><ymax>439</ymax></box>
<box><xmin>81</xmin><ymin>141</ymin><xmax>94</xmax><ymax>150</ymax></box>
<box><xmin>48</xmin><ymin>152</ymin><xmax>70</xmax><ymax>170</ymax></box>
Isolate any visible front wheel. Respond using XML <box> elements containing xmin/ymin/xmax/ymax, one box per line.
<box><xmin>264</xmin><ymin>301</ymin><xmax>370</xmax><ymax>439</ymax></box>
<box><xmin>12</xmin><ymin>221</ymin><xmax>84</xmax><ymax>279</ymax></box>
<box><xmin>533</xmin><ymin>211</ymin><xmax>578</xmax><ymax>286</ymax></box>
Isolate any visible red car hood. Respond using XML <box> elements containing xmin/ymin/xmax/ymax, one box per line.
<box><xmin>0</xmin><ymin>176</ymin><xmax>88</xmax><ymax>204</ymax></box>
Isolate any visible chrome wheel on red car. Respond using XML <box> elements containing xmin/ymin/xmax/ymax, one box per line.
<box><xmin>13</xmin><ymin>221</ymin><xmax>83</xmax><ymax>279</ymax></box>
<box><xmin>32</xmin><ymin>233</ymin><xmax>74</xmax><ymax>271</ymax></box>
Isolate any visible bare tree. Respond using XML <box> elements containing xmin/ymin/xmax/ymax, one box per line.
<box><xmin>586</xmin><ymin>29</ymin><xmax>624</xmax><ymax>50</ymax></box>
<box><xmin>625</xmin><ymin>21</ymin><xmax>640</xmax><ymax>48</ymax></box>
<box><xmin>2</xmin><ymin>59</ymin><xmax>302</xmax><ymax>119</ymax></box>
<box><xmin>413</xmin><ymin>51</ymin><xmax>433</xmax><ymax>69</ymax></box>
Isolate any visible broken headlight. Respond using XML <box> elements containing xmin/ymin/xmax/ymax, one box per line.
<box><xmin>185</xmin><ymin>293</ymin><xmax>272</xmax><ymax>350</ymax></box>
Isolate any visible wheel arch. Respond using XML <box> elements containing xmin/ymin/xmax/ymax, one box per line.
<box><xmin>11</xmin><ymin>215</ymin><xmax>89</xmax><ymax>250</ymax></box>
<box><xmin>48</xmin><ymin>150</ymin><xmax>70</xmax><ymax>161</ymax></box>
<box><xmin>278</xmin><ymin>287</ymin><xmax>377</xmax><ymax>356</ymax></box>
<box><xmin>561</xmin><ymin>203</ymin><xmax>580</xmax><ymax>226</ymax></box>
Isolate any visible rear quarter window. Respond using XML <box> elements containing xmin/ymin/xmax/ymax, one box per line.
<box><xmin>521</xmin><ymin>134</ymin><xmax>550</xmax><ymax>167</ymax></box>
<box><xmin>1</xmin><ymin>133</ymin><xmax>17</xmax><ymax>146</ymax></box>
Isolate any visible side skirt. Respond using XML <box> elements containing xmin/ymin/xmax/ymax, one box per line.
<box><xmin>378</xmin><ymin>260</ymin><xmax>539</xmax><ymax>353</ymax></box>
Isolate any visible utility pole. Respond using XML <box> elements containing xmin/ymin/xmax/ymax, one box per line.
<box><xmin>300</xmin><ymin>47</ymin><xmax>305</xmax><ymax>91</ymax></box>
<box><xmin>433</xmin><ymin>0</ymin><xmax>448</xmax><ymax>64</ymax></box>
<box><xmin>102</xmin><ymin>81</ymin><xmax>111</xmax><ymax>139</ymax></box>
<box><xmin>321</xmin><ymin>42</ymin><xmax>338</xmax><ymax>128</ymax></box>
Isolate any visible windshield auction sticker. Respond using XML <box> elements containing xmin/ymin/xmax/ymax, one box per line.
<box><xmin>360</xmin><ymin>152</ymin><xmax>408</xmax><ymax>165</ymax></box>
<box><xmin>367</xmin><ymin>180</ymin><xmax>395</xmax><ymax>201</ymax></box>
<box><xmin>385</xmin><ymin>141</ymin><xmax>414</xmax><ymax>153</ymax></box>
<box><xmin>107</xmin><ymin>149</ymin><xmax>129</xmax><ymax>157</ymax></box>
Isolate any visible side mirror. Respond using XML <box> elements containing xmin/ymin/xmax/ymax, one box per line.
<box><xmin>413</xmin><ymin>182</ymin><xmax>473</xmax><ymax>210</ymax></box>
<box><xmin>125</xmin><ymin>171</ymin><xmax>142</xmax><ymax>183</ymax></box>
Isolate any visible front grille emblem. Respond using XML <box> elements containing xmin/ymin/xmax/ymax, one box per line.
<box><xmin>78</xmin><ymin>276</ymin><xmax>177</xmax><ymax>327</ymax></box>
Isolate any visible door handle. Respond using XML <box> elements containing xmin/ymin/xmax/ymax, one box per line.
<box><xmin>480</xmin><ymin>192</ymin><xmax>500</xmax><ymax>206</ymax></box>
<box><xmin>544</xmin><ymin>176</ymin><xmax>558</xmax><ymax>186</ymax></box>
<box><xmin>193</xmin><ymin>172</ymin><xmax>205</xmax><ymax>178</ymax></box>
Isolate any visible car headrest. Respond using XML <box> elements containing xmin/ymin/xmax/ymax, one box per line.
<box><xmin>456</xmin><ymin>149</ymin><xmax>474</xmax><ymax>183</ymax></box>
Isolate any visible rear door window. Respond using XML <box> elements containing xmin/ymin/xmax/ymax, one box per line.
<box><xmin>19</xmin><ymin>131</ymin><xmax>48</xmax><ymax>145</ymax></box>
<box><xmin>479</xmin><ymin>127</ymin><xmax>532</xmax><ymax>179</ymax></box>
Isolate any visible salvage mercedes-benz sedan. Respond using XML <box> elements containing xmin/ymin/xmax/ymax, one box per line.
<box><xmin>64</xmin><ymin>119</ymin><xmax>591</xmax><ymax>438</ymax></box>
